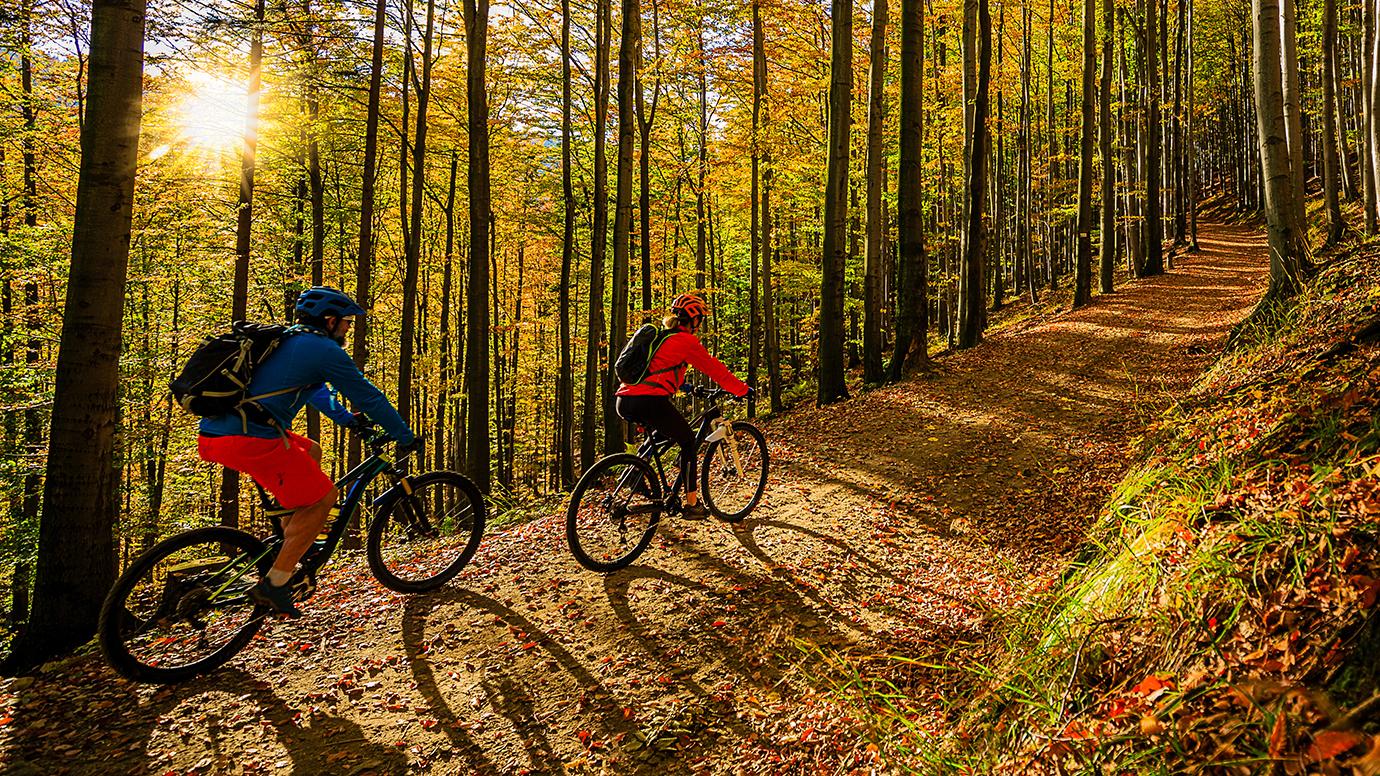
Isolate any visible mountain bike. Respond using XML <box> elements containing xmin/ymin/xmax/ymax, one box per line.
<box><xmin>566</xmin><ymin>385</ymin><xmax>769</xmax><ymax>572</ymax></box>
<box><xmin>97</xmin><ymin>417</ymin><xmax>485</xmax><ymax>683</ymax></box>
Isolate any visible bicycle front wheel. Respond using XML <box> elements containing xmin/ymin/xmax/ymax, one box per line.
<box><xmin>366</xmin><ymin>471</ymin><xmax>486</xmax><ymax>593</ymax></box>
<box><xmin>700</xmin><ymin>421</ymin><xmax>769</xmax><ymax>522</ymax></box>
<box><xmin>566</xmin><ymin>454</ymin><xmax>663</xmax><ymax>573</ymax></box>
<box><xmin>98</xmin><ymin>527</ymin><xmax>271</xmax><ymax>684</ymax></box>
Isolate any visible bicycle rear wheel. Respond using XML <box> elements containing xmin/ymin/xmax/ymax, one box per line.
<box><xmin>566</xmin><ymin>454</ymin><xmax>663</xmax><ymax>572</ymax></box>
<box><xmin>99</xmin><ymin>527</ymin><xmax>271</xmax><ymax>683</ymax></box>
<box><xmin>700</xmin><ymin>421</ymin><xmax>769</xmax><ymax>522</ymax></box>
<box><xmin>366</xmin><ymin>471</ymin><xmax>486</xmax><ymax>593</ymax></box>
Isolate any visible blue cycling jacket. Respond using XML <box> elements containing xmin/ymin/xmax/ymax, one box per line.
<box><xmin>199</xmin><ymin>325</ymin><xmax>415</xmax><ymax>444</ymax></box>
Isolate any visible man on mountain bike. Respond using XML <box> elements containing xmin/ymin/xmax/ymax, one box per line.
<box><xmin>198</xmin><ymin>286</ymin><xmax>418</xmax><ymax>617</ymax></box>
<box><xmin>615</xmin><ymin>292</ymin><xmax>752</xmax><ymax>519</ymax></box>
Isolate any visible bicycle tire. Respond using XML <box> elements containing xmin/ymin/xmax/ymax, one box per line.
<box><xmin>366</xmin><ymin>470</ymin><xmax>486</xmax><ymax>593</ymax></box>
<box><xmin>700</xmin><ymin>421</ymin><xmax>769</xmax><ymax>522</ymax></box>
<box><xmin>98</xmin><ymin>527</ymin><xmax>270</xmax><ymax>684</ymax></box>
<box><xmin>566</xmin><ymin>453</ymin><xmax>663</xmax><ymax>573</ymax></box>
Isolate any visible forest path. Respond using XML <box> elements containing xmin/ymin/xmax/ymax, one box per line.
<box><xmin>0</xmin><ymin>223</ymin><xmax>1267</xmax><ymax>775</ymax></box>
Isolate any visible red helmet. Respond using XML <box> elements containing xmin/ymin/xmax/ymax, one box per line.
<box><xmin>670</xmin><ymin>293</ymin><xmax>709</xmax><ymax>325</ymax></box>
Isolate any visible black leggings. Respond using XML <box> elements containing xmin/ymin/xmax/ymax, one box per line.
<box><xmin>616</xmin><ymin>395</ymin><xmax>697</xmax><ymax>493</ymax></box>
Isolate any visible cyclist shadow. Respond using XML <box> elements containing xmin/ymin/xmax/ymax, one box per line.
<box><xmin>402</xmin><ymin>588</ymin><xmax>636</xmax><ymax>773</ymax></box>
<box><xmin>600</xmin><ymin>560</ymin><xmax>848</xmax><ymax>725</ymax></box>
<box><xmin>100</xmin><ymin>667</ymin><xmax>410</xmax><ymax>773</ymax></box>
<box><xmin>718</xmin><ymin>516</ymin><xmax>991</xmax><ymax>636</ymax></box>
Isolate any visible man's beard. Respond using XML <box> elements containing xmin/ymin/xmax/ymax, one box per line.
<box><xmin>332</xmin><ymin>334</ymin><xmax>346</xmax><ymax>346</ymax></box>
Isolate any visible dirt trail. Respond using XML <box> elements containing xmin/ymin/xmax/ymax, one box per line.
<box><xmin>0</xmin><ymin>224</ymin><xmax>1267</xmax><ymax>775</ymax></box>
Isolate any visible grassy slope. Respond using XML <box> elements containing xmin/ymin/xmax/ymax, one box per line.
<box><xmin>931</xmin><ymin>238</ymin><xmax>1380</xmax><ymax>772</ymax></box>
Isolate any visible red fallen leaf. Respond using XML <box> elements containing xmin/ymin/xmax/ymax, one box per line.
<box><xmin>577</xmin><ymin>729</ymin><xmax>592</xmax><ymax>743</ymax></box>
<box><xmin>0</xmin><ymin>717</ymin><xmax>11</xmax><ymax>727</ymax></box>
<box><xmin>1132</xmin><ymin>676</ymin><xmax>1175</xmax><ymax>696</ymax></box>
<box><xmin>1350</xmin><ymin>576</ymin><xmax>1380</xmax><ymax>609</ymax></box>
<box><xmin>522</xmin><ymin>641</ymin><xmax>537</xmax><ymax>650</ymax></box>
<box><xmin>711</xmin><ymin>620</ymin><xmax>727</xmax><ymax>627</ymax></box>
<box><xmin>420</xmin><ymin>719</ymin><xmax>438</xmax><ymax>730</ymax></box>
<box><xmin>1268</xmin><ymin>712</ymin><xmax>1288</xmax><ymax>759</ymax></box>
<box><xmin>1307</xmin><ymin>730</ymin><xmax>1366</xmax><ymax>762</ymax></box>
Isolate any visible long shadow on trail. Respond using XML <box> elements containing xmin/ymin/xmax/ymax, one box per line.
<box><xmin>402</xmin><ymin>588</ymin><xmax>636</xmax><ymax>773</ymax></box>
<box><xmin>2</xmin><ymin>664</ymin><xmax>409</xmax><ymax>775</ymax></box>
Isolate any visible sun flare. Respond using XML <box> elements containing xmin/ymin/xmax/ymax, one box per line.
<box><xmin>174</xmin><ymin>72</ymin><xmax>246</xmax><ymax>150</ymax></box>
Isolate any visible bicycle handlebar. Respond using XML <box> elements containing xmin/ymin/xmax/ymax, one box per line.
<box><xmin>351</xmin><ymin>415</ymin><xmax>421</xmax><ymax>461</ymax></box>
<box><xmin>681</xmin><ymin>384</ymin><xmax>749</xmax><ymax>403</ymax></box>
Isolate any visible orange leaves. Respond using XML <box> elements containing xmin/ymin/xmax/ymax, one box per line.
<box><xmin>1305</xmin><ymin>730</ymin><xmax>1367</xmax><ymax>763</ymax></box>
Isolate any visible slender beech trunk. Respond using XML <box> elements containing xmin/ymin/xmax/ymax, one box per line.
<box><xmin>221</xmin><ymin>0</ymin><xmax>266</xmax><ymax>529</ymax></box>
<box><xmin>1280</xmin><ymin>0</ymin><xmax>1307</xmax><ymax>234</ymax></box>
<box><xmin>818</xmin><ymin>0</ymin><xmax>851</xmax><ymax>404</ymax></box>
<box><xmin>1253</xmin><ymin>0</ymin><xmax>1311</xmax><ymax>299</ymax></box>
<box><xmin>19</xmin><ymin>0</ymin><xmax>42</xmax><ymax>535</ymax></box>
<box><xmin>583</xmin><ymin>0</ymin><xmax>610</xmax><ymax>470</ymax></box>
<box><xmin>399</xmin><ymin>0</ymin><xmax>436</xmax><ymax>427</ymax></box>
<box><xmin>608</xmin><ymin>0</ymin><xmax>637</xmax><ymax>453</ymax></box>
<box><xmin>436</xmin><ymin>151</ymin><xmax>457</xmax><ymax>475</ymax></box>
<box><xmin>755</xmin><ymin>1</ymin><xmax>782</xmax><ymax>411</ymax></box>
<box><xmin>892</xmin><ymin>0</ymin><xmax>930</xmax><ymax>378</ymax></box>
<box><xmin>2</xmin><ymin>0</ymin><xmax>144</xmax><ymax>674</ymax></box>
<box><xmin>864</xmin><ymin>0</ymin><xmax>887</xmax><ymax>383</ymax></box>
<box><xmin>695</xmin><ymin>21</ymin><xmax>708</xmax><ymax>291</ymax></box>
<box><xmin>1365</xmin><ymin>0</ymin><xmax>1378</xmax><ymax>233</ymax></box>
<box><xmin>1143</xmin><ymin>0</ymin><xmax>1164</xmax><ymax>276</ymax></box>
<box><xmin>1322</xmin><ymin>0</ymin><xmax>1346</xmax><ymax>244</ymax></box>
<box><xmin>636</xmin><ymin>0</ymin><xmax>660</xmax><ymax>316</ymax></box>
<box><xmin>957</xmin><ymin>0</ymin><xmax>990</xmax><ymax>348</ymax></box>
<box><xmin>464</xmin><ymin>0</ymin><xmax>491</xmax><ymax>491</ymax></box>
<box><xmin>1099</xmin><ymin>0</ymin><xmax>1116</xmax><ymax>292</ymax></box>
<box><xmin>558</xmin><ymin>0</ymin><xmax>575</xmax><ymax>486</ymax></box>
<box><xmin>1074</xmin><ymin>0</ymin><xmax>1097</xmax><ymax>308</ymax></box>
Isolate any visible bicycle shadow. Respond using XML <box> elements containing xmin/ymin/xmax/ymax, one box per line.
<box><xmin>0</xmin><ymin>662</ymin><xmax>409</xmax><ymax>774</ymax></box>
<box><xmin>401</xmin><ymin>587</ymin><xmax>636</xmax><ymax>773</ymax></box>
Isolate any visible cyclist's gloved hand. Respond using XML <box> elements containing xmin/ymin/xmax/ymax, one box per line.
<box><xmin>347</xmin><ymin>411</ymin><xmax>368</xmax><ymax>429</ymax></box>
<box><xmin>397</xmin><ymin>436</ymin><xmax>424</xmax><ymax>457</ymax></box>
<box><xmin>680</xmin><ymin>383</ymin><xmax>694</xmax><ymax>395</ymax></box>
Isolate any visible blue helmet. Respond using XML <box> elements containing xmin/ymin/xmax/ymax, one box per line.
<box><xmin>295</xmin><ymin>286</ymin><xmax>365</xmax><ymax>319</ymax></box>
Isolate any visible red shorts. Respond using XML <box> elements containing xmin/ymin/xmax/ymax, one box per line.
<box><xmin>198</xmin><ymin>431</ymin><xmax>334</xmax><ymax>509</ymax></box>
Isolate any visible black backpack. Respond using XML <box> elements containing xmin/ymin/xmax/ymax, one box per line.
<box><xmin>613</xmin><ymin>324</ymin><xmax>677</xmax><ymax>387</ymax></box>
<box><xmin>170</xmin><ymin>321</ymin><xmax>298</xmax><ymax>429</ymax></box>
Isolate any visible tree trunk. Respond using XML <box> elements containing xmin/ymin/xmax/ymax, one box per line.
<box><xmin>1322</xmin><ymin>0</ymin><xmax>1346</xmax><ymax>244</ymax></box>
<box><xmin>1099</xmin><ymin>0</ymin><xmax>1116</xmax><ymax>292</ymax></box>
<box><xmin>1143</xmin><ymin>0</ymin><xmax>1164</xmax><ymax>276</ymax></box>
<box><xmin>399</xmin><ymin>0</ymin><xmax>436</xmax><ymax>427</ymax></box>
<box><xmin>756</xmin><ymin>3</ymin><xmax>782</xmax><ymax>412</ymax></box>
<box><xmin>1280</xmin><ymin>0</ymin><xmax>1307</xmax><ymax>234</ymax></box>
<box><xmin>464</xmin><ymin>0</ymin><xmax>491</xmax><ymax>491</ymax></box>
<box><xmin>558</xmin><ymin>0</ymin><xmax>576</xmax><ymax>486</ymax></box>
<box><xmin>818</xmin><ymin>0</ymin><xmax>851</xmax><ymax>404</ymax></box>
<box><xmin>1074</xmin><ymin>0</ymin><xmax>1097</xmax><ymax>308</ymax></box>
<box><xmin>892</xmin><ymin>0</ymin><xmax>930</xmax><ymax>379</ymax></box>
<box><xmin>2</xmin><ymin>0</ymin><xmax>144</xmax><ymax>674</ymax></box>
<box><xmin>1253</xmin><ymin>0</ymin><xmax>1311</xmax><ymax>299</ymax></box>
<box><xmin>221</xmin><ymin>0</ymin><xmax>266</xmax><ymax>529</ymax></box>
<box><xmin>1364</xmin><ymin>0</ymin><xmax>1378</xmax><ymax>233</ymax></box>
<box><xmin>864</xmin><ymin>0</ymin><xmax>887</xmax><ymax>384</ymax></box>
<box><xmin>583</xmin><ymin>0</ymin><xmax>610</xmax><ymax>470</ymax></box>
<box><xmin>957</xmin><ymin>0</ymin><xmax>991</xmax><ymax>349</ymax></box>
<box><xmin>608</xmin><ymin>0</ymin><xmax>637</xmax><ymax>453</ymax></box>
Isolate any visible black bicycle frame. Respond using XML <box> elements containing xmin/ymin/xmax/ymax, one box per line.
<box><xmin>636</xmin><ymin>403</ymin><xmax>723</xmax><ymax>500</ymax></box>
<box><xmin>258</xmin><ymin>451</ymin><xmax>402</xmax><ymax>576</ymax></box>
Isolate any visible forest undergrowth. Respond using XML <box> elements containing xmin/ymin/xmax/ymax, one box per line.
<box><xmin>866</xmin><ymin>237</ymin><xmax>1380</xmax><ymax>772</ymax></box>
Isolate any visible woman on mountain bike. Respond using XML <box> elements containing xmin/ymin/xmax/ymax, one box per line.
<box><xmin>615</xmin><ymin>293</ymin><xmax>752</xmax><ymax>518</ymax></box>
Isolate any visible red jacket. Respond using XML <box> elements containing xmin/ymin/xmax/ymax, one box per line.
<box><xmin>616</xmin><ymin>328</ymin><xmax>750</xmax><ymax>398</ymax></box>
